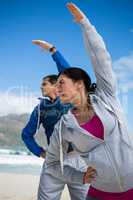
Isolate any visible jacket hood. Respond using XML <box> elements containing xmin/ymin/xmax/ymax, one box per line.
<box><xmin>39</xmin><ymin>96</ymin><xmax>73</xmax><ymax>112</ymax></box>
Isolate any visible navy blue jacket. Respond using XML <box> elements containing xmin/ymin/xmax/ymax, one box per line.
<box><xmin>21</xmin><ymin>51</ymin><xmax>71</xmax><ymax>157</ymax></box>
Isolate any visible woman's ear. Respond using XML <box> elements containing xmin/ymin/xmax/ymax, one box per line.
<box><xmin>76</xmin><ymin>80</ymin><xmax>84</xmax><ymax>90</ymax></box>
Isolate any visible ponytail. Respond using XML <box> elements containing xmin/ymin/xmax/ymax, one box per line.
<box><xmin>88</xmin><ymin>83</ymin><xmax>97</xmax><ymax>94</ymax></box>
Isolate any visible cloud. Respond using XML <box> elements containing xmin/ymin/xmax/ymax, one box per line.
<box><xmin>0</xmin><ymin>53</ymin><xmax>133</xmax><ymax>116</ymax></box>
<box><xmin>113</xmin><ymin>54</ymin><xmax>133</xmax><ymax>123</ymax></box>
<box><xmin>0</xmin><ymin>86</ymin><xmax>39</xmax><ymax>116</ymax></box>
<box><xmin>113</xmin><ymin>53</ymin><xmax>133</xmax><ymax>86</ymax></box>
<box><xmin>123</xmin><ymin>82</ymin><xmax>133</xmax><ymax>90</ymax></box>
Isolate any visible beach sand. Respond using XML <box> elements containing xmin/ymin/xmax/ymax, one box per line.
<box><xmin>0</xmin><ymin>173</ymin><xmax>70</xmax><ymax>200</ymax></box>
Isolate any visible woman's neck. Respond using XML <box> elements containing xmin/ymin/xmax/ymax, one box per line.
<box><xmin>72</xmin><ymin>91</ymin><xmax>91</xmax><ymax>112</ymax></box>
<box><xmin>72</xmin><ymin>94</ymin><xmax>95</xmax><ymax>124</ymax></box>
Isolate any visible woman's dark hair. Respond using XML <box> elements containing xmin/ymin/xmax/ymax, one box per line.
<box><xmin>58</xmin><ymin>67</ymin><xmax>96</xmax><ymax>94</ymax></box>
<box><xmin>43</xmin><ymin>74</ymin><xmax>58</xmax><ymax>85</ymax></box>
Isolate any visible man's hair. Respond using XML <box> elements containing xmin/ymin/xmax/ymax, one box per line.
<box><xmin>42</xmin><ymin>74</ymin><xmax>58</xmax><ymax>85</ymax></box>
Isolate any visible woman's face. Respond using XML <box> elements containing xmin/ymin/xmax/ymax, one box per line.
<box><xmin>57</xmin><ymin>74</ymin><xmax>81</xmax><ymax>104</ymax></box>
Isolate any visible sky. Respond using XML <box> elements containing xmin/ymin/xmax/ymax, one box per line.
<box><xmin>0</xmin><ymin>0</ymin><xmax>133</xmax><ymax>131</ymax></box>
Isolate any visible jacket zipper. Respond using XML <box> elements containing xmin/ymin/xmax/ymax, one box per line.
<box><xmin>104</xmin><ymin>143</ymin><xmax>123</xmax><ymax>191</ymax></box>
<box><xmin>88</xmin><ymin>98</ymin><xmax>124</xmax><ymax>190</ymax></box>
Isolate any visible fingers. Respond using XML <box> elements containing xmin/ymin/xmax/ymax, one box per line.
<box><xmin>32</xmin><ymin>40</ymin><xmax>47</xmax><ymax>46</ymax></box>
<box><xmin>67</xmin><ymin>3</ymin><xmax>78</xmax><ymax>16</ymax></box>
<box><xmin>87</xmin><ymin>166</ymin><xmax>97</xmax><ymax>173</ymax></box>
<box><xmin>40</xmin><ymin>150</ymin><xmax>46</xmax><ymax>159</ymax></box>
<box><xmin>32</xmin><ymin>40</ymin><xmax>40</xmax><ymax>44</ymax></box>
<box><xmin>32</xmin><ymin>40</ymin><xmax>53</xmax><ymax>50</ymax></box>
<box><xmin>83</xmin><ymin>173</ymin><xmax>96</xmax><ymax>184</ymax></box>
<box><xmin>86</xmin><ymin>166</ymin><xmax>97</xmax><ymax>178</ymax></box>
<box><xmin>32</xmin><ymin>40</ymin><xmax>42</xmax><ymax>45</ymax></box>
<box><xmin>86</xmin><ymin>169</ymin><xmax>97</xmax><ymax>179</ymax></box>
<box><xmin>32</xmin><ymin>40</ymin><xmax>45</xmax><ymax>48</ymax></box>
<box><xmin>83</xmin><ymin>166</ymin><xmax>97</xmax><ymax>184</ymax></box>
<box><xmin>66</xmin><ymin>2</ymin><xmax>84</xmax><ymax>22</ymax></box>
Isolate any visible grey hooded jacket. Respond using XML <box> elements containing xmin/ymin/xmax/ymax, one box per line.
<box><xmin>45</xmin><ymin>16</ymin><xmax>133</xmax><ymax>193</ymax></box>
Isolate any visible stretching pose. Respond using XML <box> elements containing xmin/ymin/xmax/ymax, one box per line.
<box><xmin>45</xmin><ymin>3</ymin><xmax>133</xmax><ymax>200</ymax></box>
<box><xmin>22</xmin><ymin>41</ymin><xmax>95</xmax><ymax>200</ymax></box>
<box><xmin>21</xmin><ymin>42</ymin><xmax>71</xmax><ymax>157</ymax></box>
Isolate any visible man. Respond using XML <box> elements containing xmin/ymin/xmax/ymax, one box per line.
<box><xmin>21</xmin><ymin>41</ymin><xmax>71</xmax><ymax>158</ymax></box>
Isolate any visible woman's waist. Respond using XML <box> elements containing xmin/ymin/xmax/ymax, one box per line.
<box><xmin>88</xmin><ymin>185</ymin><xmax>133</xmax><ymax>199</ymax></box>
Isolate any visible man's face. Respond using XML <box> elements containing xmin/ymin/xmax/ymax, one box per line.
<box><xmin>40</xmin><ymin>78</ymin><xmax>58</xmax><ymax>98</ymax></box>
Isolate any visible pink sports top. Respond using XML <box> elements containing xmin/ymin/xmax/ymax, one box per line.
<box><xmin>80</xmin><ymin>115</ymin><xmax>133</xmax><ymax>200</ymax></box>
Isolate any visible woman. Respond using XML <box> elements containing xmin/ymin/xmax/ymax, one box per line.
<box><xmin>32</xmin><ymin>41</ymin><xmax>97</xmax><ymax>200</ymax></box>
<box><xmin>46</xmin><ymin>3</ymin><xmax>133</xmax><ymax>200</ymax></box>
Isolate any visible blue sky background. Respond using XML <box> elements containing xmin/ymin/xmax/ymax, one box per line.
<box><xmin>0</xmin><ymin>0</ymin><xmax>133</xmax><ymax>131</ymax></box>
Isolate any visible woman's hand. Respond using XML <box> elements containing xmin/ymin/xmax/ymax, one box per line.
<box><xmin>83</xmin><ymin>166</ymin><xmax>97</xmax><ymax>184</ymax></box>
<box><xmin>66</xmin><ymin>3</ymin><xmax>85</xmax><ymax>23</ymax></box>
<box><xmin>32</xmin><ymin>40</ymin><xmax>56</xmax><ymax>53</ymax></box>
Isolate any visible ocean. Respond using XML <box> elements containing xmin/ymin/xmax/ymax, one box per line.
<box><xmin>0</xmin><ymin>149</ymin><xmax>43</xmax><ymax>175</ymax></box>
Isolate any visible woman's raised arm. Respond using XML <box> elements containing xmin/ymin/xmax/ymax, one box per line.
<box><xmin>67</xmin><ymin>3</ymin><xmax>117</xmax><ymax>96</ymax></box>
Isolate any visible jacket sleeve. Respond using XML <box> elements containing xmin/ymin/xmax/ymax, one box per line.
<box><xmin>79</xmin><ymin>17</ymin><xmax>117</xmax><ymax>96</ymax></box>
<box><xmin>21</xmin><ymin>106</ymin><xmax>44</xmax><ymax>157</ymax></box>
<box><xmin>52</xmin><ymin>51</ymin><xmax>71</xmax><ymax>73</ymax></box>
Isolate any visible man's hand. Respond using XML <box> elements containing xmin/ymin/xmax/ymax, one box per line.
<box><xmin>32</xmin><ymin>40</ymin><xmax>56</xmax><ymax>53</ymax></box>
<box><xmin>66</xmin><ymin>3</ymin><xmax>85</xmax><ymax>23</ymax></box>
<box><xmin>40</xmin><ymin>150</ymin><xmax>46</xmax><ymax>159</ymax></box>
<box><xmin>83</xmin><ymin>166</ymin><xmax>97</xmax><ymax>184</ymax></box>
